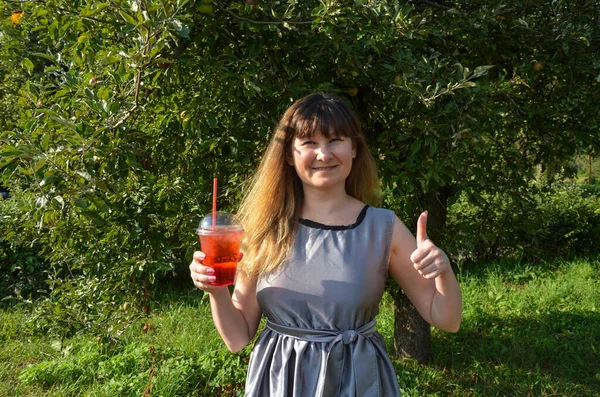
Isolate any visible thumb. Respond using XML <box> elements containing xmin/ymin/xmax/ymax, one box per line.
<box><xmin>416</xmin><ymin>211</ymin><xmax>429</xmax><ymax>245</ymax></box>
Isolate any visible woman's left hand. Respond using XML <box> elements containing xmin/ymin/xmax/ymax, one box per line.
<box><xmin>409</xmin><ymin>211</ymin><xmax>451</xmax><ymax>280</ymax></box>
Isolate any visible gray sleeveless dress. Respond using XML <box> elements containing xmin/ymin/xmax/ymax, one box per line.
<box><xmin>245</xmin><ymin>206</ymin><xmax>401</xmax><ymax>397</ymax></box>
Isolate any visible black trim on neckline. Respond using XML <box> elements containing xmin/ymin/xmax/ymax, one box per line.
<box><xmin>298</xmin><ymin>205</ymin><xmax>370</xmax><ymax>230</ymax></box>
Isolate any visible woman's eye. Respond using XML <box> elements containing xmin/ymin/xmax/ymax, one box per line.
<box><xmin>330</xmin><ymin>138</ymin><xmax>343</xmax><ymax>142</ymax></box>
<box><xmin>302</xmin><ymin>141</ymin><xmax>316</xmax><ymax>145</ymax></box>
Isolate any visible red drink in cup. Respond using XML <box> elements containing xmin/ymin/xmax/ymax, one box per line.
<box><xmin>197</xmin><ymin>212</ymin><xmax>244</xmax><ymax>287</ymax></box>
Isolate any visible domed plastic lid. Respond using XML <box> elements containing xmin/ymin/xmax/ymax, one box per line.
<box><xmin>197</xmin><ymin>211</ymin><xmax>243</xmax><ymax>235</ymax></box>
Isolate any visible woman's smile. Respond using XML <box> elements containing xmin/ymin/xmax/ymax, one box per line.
<box><xmin>312</xmin><ymin>164</ymin><xmax>339</xmax><ymax>171</ymax></box>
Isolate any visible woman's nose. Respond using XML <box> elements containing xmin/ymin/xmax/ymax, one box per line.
<box><xmin>316</xmin><ymin>145</ymin><xmax>333</xmax><ymax>161</ymax></box>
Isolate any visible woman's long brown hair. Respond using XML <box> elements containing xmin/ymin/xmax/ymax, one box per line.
<box><xmin>236</xmin><ymin>93</ymin><xmax>381</xmax><ymax>281</ymax></box>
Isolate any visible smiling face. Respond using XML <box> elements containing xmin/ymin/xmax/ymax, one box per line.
<box><xmin>289</xmin><ymin>131</ymin><xmax>356</xmax><ymax>190</ymax></box>
<box><xmin>267</xmin><ymin>93</ymin><xmax>379</xmax><ymax>204</ymax></box>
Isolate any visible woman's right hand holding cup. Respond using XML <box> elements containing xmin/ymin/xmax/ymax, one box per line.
<box><xmin>190</xmin><ymin>251</ymin><xmax>222</xmax><ymax>292</ymax></box>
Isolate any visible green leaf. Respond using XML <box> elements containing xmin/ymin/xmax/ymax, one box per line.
<box><xmin>101</xmin><ymin>56</ymin><xmax>120</xmax><ymax>66</ymax></box>
<box><xmin>80</xmin><ymin>3</ymin><xmax>109</xmax><ymax>17</ymax></box>
<box><xmin>74</xmin><ymin>198</ymin><xmax>88</xmax><ymax>209</ymax></box>
<box><xmin>207</xmin><ymin>114</ymin><xmax>217</xmax><ymax>128</ymax></box>
<box><xmin>0</xmin><ymin>150</ymin><xmax>26</xmax><ymax>157</ymax></box>
<box><xmin>34</xmin><ymin>157</ymin><xmax>47</xmax><ymax>172</ymax></box>
<box><xmin>150</xmin><ymin>58</ymin><xmax>174</xmax><ymax>66</ymax></box>
<box><xmin>125</xmin><ymin>152</ymin><xmax>138</xmax><ymax>168</ymax></box>
<box><xmin>84</xmin><ymin>88</ymin><xmax>96</xmax><ymax>100</ymax></box>
<box><xmin>33</xmin><ymin>108</ymin><xmax>59</xmax><ymax>117</ymax></box>
<box><xmin>82</xmin><ymin>211</ymin><xmax>107</xmax><ymax>227</ymax></box>
<box><xmin>149</xmin><ymin>42</ymin><xmax>165</xmax><ymax>59</ymax></box>
<box><xmin>22</xmin><ymin>58</ymin><xmax>34</xmax><ymax>74</ymax></box>
<box><xmin>119</xmin><ymin>10</ymin><xmax>137</xmax><ymax>26</ymax></box>
<box><xmin>48</xmin><ymin>20</ymin><xmax>59</xmax><ymax>40</ymax></box>
<box><xmin>54</xmin><ymin>89</ymin><xmax>72</xmax><ymax>98</ymax></box>
<box><xmin>41</xmin><ymin>133</ymin><xmax>51</xmax><ymax>151</ymax></box>
<box><xmin>83</xmin><ymin>100</ymin><xmax>101</xmax><ymax>113</ymax></box>
<box><xmin>473</xmin><ymin>65</ymin><xmax>495</xmax><ymax>77</ymax></box>
<box><xmin>108</xmin><ymin>71</ymin><xmax>122</xmax><ymax>85</ymax></box>
<box><xmin>30</xmin><ymin>53</ymin><xmax>56</xmax><ymax>63</ymax></box>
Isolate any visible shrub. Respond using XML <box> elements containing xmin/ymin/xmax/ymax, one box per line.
<box><xmin>529</xmin><ymin>184</ymin><xmax>600</xmax><ymax>257</ymax></box>
<box><xmin>0</xmin><ymin>187</ymin><xmax>50</xmax><ymax>305</ymax></box>
<box><xmin>445</xmin><ymin>182</ymin><xmax>600</xmax><ymax>264</ymax></box>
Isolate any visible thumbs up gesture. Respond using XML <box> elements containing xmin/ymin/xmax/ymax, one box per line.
<box><xmin>410</xmin><ymin>211</ymin><xmax>451</xmax><ymax>280</ymax></box>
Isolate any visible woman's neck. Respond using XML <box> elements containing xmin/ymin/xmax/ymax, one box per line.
<box><xmin>300</xmin><ymin>186</ymin><xmax>363</xmax><ymax>224</ymax></box>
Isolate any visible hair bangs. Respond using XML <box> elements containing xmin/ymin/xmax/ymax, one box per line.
<box><xmin>291</xmin><ymin>96</ymin><xmax>360</xmax><ymax>140</ymax></box>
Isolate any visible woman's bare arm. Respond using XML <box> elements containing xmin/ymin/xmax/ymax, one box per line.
<box><xmin>190</xmin><ymin>252</ymin><xmax>262</xmax><ymax>352</ymax></box>
<box><xmin>388</xmin><ymin>213</ymin><xmax>462</xmax><ymax>332</ymax></box>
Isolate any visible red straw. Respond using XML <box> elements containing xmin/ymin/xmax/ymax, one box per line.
<box><xmin>212</xmin><ymin>177</ymin><xmax>217</xmax><ymax>230</ymax></box>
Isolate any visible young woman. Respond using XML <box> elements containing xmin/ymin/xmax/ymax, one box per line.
<box><xmin>189</xmin><ymin>93</ymin><xmax>462</xmax><ymax>396</ymax></box>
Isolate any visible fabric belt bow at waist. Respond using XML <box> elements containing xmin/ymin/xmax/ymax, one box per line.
<box><xmin>266</xmin><ymin>319</ymin><xmax>380</xmax><ymax>396</ymax></box>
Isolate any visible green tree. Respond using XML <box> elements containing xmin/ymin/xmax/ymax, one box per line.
<box><xmin>1</xmin><ymin>0</ymin><xmax>599</xmax><ymax>363</ymax></box>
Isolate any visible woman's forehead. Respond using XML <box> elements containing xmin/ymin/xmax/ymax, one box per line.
<box><xmin>296</xmin><ymin>129</ymin><xmax>342</xmax><ymax>139</ymax></box>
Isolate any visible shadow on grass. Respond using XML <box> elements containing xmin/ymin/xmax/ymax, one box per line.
<box><xmin>432</xmin><ymin>310</ymin><xmax>600</xmax><ymax>396</ymax></box>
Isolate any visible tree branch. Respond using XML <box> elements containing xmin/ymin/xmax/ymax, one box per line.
<box><xmin>80</xmin><ymin>14</ymin><xmax>117</xmax><ymax>25</ymax></box>
<box><xmin>506</xmin><ymin>95</ymin><xmax>528</xmax><ymax>116</ymax></box>
<box><xmin>411</xmin><ymin>0</ymin><xmax>452</xmax><ymax>11</ymax></box>
<box><xmin>111</xmin><ymin>70</ymin><xmax>142</xmax><ymax>130</ymax></box>
<box><xmin>3</xmin><ymin>0</ymin><xmax>46</xmax><ymax>3</ymax></box>
<box><xmin>224</xmin><ymin>9</ymin><xmax>314</xmax><ymax>25</ymax></box>
<box><xmin>52</xmin><ymin>4</ymin><xmax>123</xmax><ymax>28</ymax></box>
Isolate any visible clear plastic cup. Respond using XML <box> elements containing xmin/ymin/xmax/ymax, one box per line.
<box><xmin>196</xmin><ymin>212</ymin><xmax>244</xmax><ymax>286</ymax></box>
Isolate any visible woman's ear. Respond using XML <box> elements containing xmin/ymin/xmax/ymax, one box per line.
<box><xmin>286</xmin><ymin>152</ymin><xmax>295</xmax><ymax>166</ymax></box>
<box><xmin>352</xmin><ymin>142</ymin><xmax>357</xmax><ymax>158</ymax></box>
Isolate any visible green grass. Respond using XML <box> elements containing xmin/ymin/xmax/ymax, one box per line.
<box><xmin>1</xmin><ymin>257</ymin><xmax>599</xmax><ymax>396</ymax></box>
<box><xmin>392</xmin><ymin>258</ymin><xmax>600</xmax><ymax>396</ymax></box>
<box><xmin>573</xmin><ymin>155</ymin><xmax>600</xmax><ymax>185</ymax></box>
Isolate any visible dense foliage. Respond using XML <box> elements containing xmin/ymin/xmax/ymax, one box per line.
<box><xmin>446</xmin><ymin>181</ymin><xmax>600</xmax><ymax>264</ymax></box>
<box><xmin>0</xmin><ymin>187</ymin><xmax>49</xmax><ymax>303</ymax></box>
<box><xmin>1</xmin><ymin>0</ymin><xmax>599</xmax><ymax>345</ymax></box>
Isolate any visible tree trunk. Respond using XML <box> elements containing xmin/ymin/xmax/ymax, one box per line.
<box><xmin>392</xmin><ymin>288</ymin><xmax>431</xmax><ymax>364</ymax></box>
<box><xmin>391</xmin><ymin>186</ymin><xmax>454</xmax><ymax>364</ymax></box>
<box><xmin>588</xmin><ymin>153</ymin><xmax>592</xmax><ymax>184</ymax></box>
<box><xmin>425</xmin><ymin>186</ymin><xmax>452</xmax><ymax>239</ymax></box>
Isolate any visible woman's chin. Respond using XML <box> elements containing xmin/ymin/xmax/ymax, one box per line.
<box><xmin>302</xmin><ymin>178</ymin><xmax>346</xmax><ymax>190</ymax></box>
